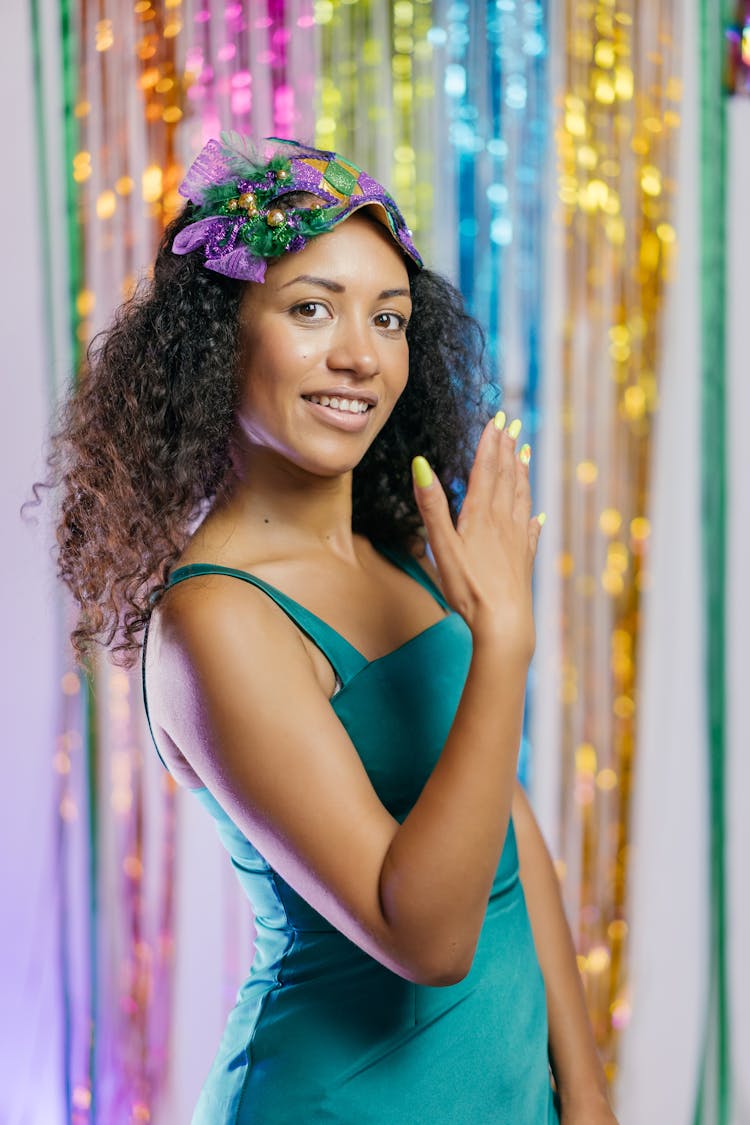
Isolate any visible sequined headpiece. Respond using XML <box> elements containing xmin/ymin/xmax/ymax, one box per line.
<box><xmin>171</xmin><ymin>132</ymin><xmax>423</xmax><ymax>282</ymax></box>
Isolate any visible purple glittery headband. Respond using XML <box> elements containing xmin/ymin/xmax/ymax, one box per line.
<box><xmin>171</xmin><ymin>132</ymin><xmax>423</xmax><ymax>282</ymax></box>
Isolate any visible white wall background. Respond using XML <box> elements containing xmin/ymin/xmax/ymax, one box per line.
<box><xmin>1</xmin><ymin>2</ymin><xmax>66</xmax><ymax>1121</ymax></box>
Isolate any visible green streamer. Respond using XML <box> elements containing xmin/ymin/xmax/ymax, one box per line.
<box><xmin>694</xmin><ymin>1</ymin><xmax>732</xmax><ymax>1122</ymax></box>
<box><xmin>33</xmin><ymin>0</ymin><xmax>96</xmax><ymax>1116</ymax></box>
<box><xmin>28</xmin><ymin>0</ymin><xmax>88</xmax><ymax>1120</ymax></box>
<box><xmin>59</xmin><ymin>0</ymin><xmax>83</xmax><ymax>373</ymax></box>
<box><xmin>57</xmin><ymin>0</ymin><xmax>100</xmax><ymax>1108</ymax></box>
<box><xmin>28</xmin><ymin>0</ymin><xmax>59</xmax><ymax>405</ymax></box>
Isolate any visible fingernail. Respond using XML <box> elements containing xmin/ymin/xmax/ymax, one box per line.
<box><xmin>493</xmin><ymin>410</ymin><xmax>506</xmax><ymax>430</ymax></box>
<box><xmin>507</xmin><ymin>418</ymin><xmax>522</xmax><ymax>440</ymax></box>
<box><xmin>412</xmin><ymin>455</ymin><xmax>434</xmax><ymax>488</ymax></box>
<box><xmin>537</xmin><ymin>512</ymin><xmax>546</xmax><ymax>526</ymax></box>
<box><xmin>519</xmin><ymin>443</ymin><xmax>531</xmax><ymax>465</ymax></box>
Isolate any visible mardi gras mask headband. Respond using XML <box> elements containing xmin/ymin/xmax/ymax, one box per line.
<box><xmin>171</xmin><ymin>133</ymin><xmax>423</xmax><ymax>282</ymax></box>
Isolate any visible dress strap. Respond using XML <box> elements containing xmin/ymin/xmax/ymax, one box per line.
<box><xmin>141</xmin><ymin>563</ymin><xmax>371</xmax><ymax>777</ymax></box>
<box><xmin>162</xmin><ymin>563</ymin><xmax>370</xmax><ymax>686</ymax></box>
<box><xmin>142</xmin><ymin>545</ymin><xmax>449</xmax><ymax>776</ymax></box>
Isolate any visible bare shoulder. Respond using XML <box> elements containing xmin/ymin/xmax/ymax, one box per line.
<box><xmin>148</xmin><ymin>567</ymin><xmax>312</xmax><ymax>683</ymax></box>
<box><xmin>145</xmin><ymin>572</ymin><xmax>314</xmax><ymax>779</ymax></box>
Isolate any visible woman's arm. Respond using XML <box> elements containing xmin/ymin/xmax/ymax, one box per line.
<box><xmin>153</xmin><ymin>570</ymin><xmax>529</xmax><ymax>988</ymax></box>
<box><xmin>512</xmin><ymin>781</ymin><xmax>618</xmax><ymax>1123</ymax></box>
<box><xmin>151</xmin><ymin>417</ymin><xmax>539</xmax><ymax>988</ymax></box>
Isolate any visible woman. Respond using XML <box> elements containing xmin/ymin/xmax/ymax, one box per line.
<box><xmin>43</xmin><ymin>136</ymin><xmax>616</xmax><ymax>1123</ymax></box>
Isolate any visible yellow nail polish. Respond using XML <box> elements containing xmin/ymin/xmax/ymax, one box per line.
<box><xmin>507</xmin><ymin>418</ymin><xmax>522</xmax><ymax>440</ymax></box>
<box><xmin>412</xmin><ymin>455</ymin><xmax>434</xmax><ymax>488</ymax></box>
<box><xmin>493</xmin><ymin>410</ymin><xmax>506</xmax><ymax>430</ymax></box>
<box><xmin>519</xmin><ymin>443</ymin><xmax>531</xmax><ymax>465</ymax></box>
<box><xmin>537</xmin><ymin>512</ymin><xmax>546</xmax><ymax>526</ymax></box>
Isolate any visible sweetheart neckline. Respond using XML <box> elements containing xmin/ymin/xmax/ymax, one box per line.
<box><xmin>166</xmin><ymin>546</ymin><xmax>453</xmax><ymax>667</ymax></box>
<box><xmin>337</xmin><ymin>609</ymin><xmax>460</xmax><ymax>671</ymax></box>
<box><xmin>182</xmin><ymin>611</ymin><xmax>464</xmax><ymax>795</ymax></box>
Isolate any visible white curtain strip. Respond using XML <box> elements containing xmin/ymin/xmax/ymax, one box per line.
<box><xmin>426</xmin><ymin>1</ymin><xmax>458</xmax><ymax>281</ymax></box>
<box><xmin>615</xmin><ymin>0</ymin><xmax>710</xmax><ymax>1117</ymax></box>
<box><xmin>727</xmin><ymin>98</ymin><xmax>750</xmax><ymax>1125</ymax></box>
<box><xmin>287</xmin><ymin>0</ymin><xmax>320</xmax><ymax>145</ymax></box>
<box><xmin>0</xmin><ymin>0</ymin><xmax>74</xmax><ymax>1121</ymax></box>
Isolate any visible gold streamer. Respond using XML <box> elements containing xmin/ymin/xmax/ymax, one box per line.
<box><xmin>314</xmin><ymin>0</ymin><xmax>436</xmax><ymax>256</ymax></box>
<box><xmin>555</xmin><ymin>0</ymin><xmax>681</xmax><ymax>1084</ymax></box>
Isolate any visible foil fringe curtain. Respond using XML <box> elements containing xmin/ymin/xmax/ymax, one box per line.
<box><xmin>552</xmin><ymin>0</ymin><xmax>682</xmax><ymax>1089</ymax></box>
<box><xmin>32</xmin><ymin>0</ymin><xmax>717</xmax><ymax>1119</ymax></box>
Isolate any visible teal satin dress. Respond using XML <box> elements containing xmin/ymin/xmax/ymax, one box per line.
<box><xmin>142</xmin><ymin>541</ymin><xmax>561</xmax><ymax>1123</ymax></box>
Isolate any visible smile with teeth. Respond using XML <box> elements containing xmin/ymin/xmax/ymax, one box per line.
<box><xmin>303</xmin><ymin>394</ymin><xmax>373</xmax><ymax>414</ymax></box>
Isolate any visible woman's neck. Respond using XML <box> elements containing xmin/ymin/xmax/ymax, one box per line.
<box><xmin>202</xmin><ymin>456</ymin><xmax>361</xmax><ymax>565</ymax></box>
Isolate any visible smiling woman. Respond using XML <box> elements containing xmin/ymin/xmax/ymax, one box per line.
<box><xmin>229</xmin><ymin>218</ymin><xmax>412</xmax><ymax>464</ymax></box>
<box><xmin>31</xmin><ymin>135</ymin><xmax>614</xmax><ymax>1123</ymax></box>
<box><xmin>34</xmin><ymin>141</ymin><xmax>486</xmax><ymax>665</ymax></box>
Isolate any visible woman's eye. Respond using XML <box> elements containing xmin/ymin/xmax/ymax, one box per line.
<box><xmin>374</xmin><ymin>312</ymin><xmax>407</xmax><ymax>331</ymax></box>
<box><xmin>293</xmin><ymin>302</ymin><xmax>328</xmax><ymax>320</ymax></box>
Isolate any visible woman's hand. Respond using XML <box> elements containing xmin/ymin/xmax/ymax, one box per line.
<box><xmin>411</xmin><ymin>413</ymin><xmax>543</xmax><ymax>661</ymax></box>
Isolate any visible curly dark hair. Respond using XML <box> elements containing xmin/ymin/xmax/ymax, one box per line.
<box><xmin>27</xmin><ymin>205</ymin><xmax>497</xmax><ymax>669</ymax></box>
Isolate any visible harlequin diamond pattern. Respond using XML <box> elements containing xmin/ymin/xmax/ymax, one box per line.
<box><xmin>322</xmin><ymin>159</ymin><xmax>359</xmax><ymax>196</ymax></box>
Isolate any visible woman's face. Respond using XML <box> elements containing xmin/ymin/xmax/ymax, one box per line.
<box><xmin>233</xmin><ymin>212</ymin><xmax>412</xmax><ymax>478</ymax></box>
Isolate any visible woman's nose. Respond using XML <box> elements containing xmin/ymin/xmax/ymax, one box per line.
<box><xmin>326</xmin><ymin>319</ymin><xmax>380</xmax><ymax>377</ymax></box>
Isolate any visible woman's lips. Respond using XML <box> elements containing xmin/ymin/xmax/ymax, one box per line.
<box><xmin>302</xmin><ymin>397</ymin><xmax>373</xmax><ymax>431</ymax></box>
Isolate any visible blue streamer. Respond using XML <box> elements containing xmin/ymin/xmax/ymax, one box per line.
<box><xmin>436</xmin><ymin>0</ymin><xmax>549</xmax><ymax>787</ymax></box>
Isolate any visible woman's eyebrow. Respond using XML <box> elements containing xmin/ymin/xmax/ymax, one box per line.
<box><xmin>379</xmin><ymin>288</ymin><xmax>411</xmax><ymax>300</ymax></box>
<box><xmin>279</xmin><ymin>274</ymin><xmax>344</xmax><ymax>292</ymax></box>
<box><xmin>278</xmin><ymin>274</ymin><xmax>411</xmax><ymax>300</ymax></box>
